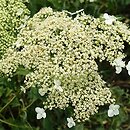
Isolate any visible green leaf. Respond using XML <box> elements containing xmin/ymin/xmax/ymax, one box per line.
<box><xmin>42</xmin><ymin>116</ymin><xmax>54</xmax><ymax>130</ymax></box>
<box><xmin>74</xmin><ymin>124</ymin><xmax>84</xmax><ymax>130</ymax></box>
<box><xmin>125</xmin><ymin>0</ymin><xmax>130</xmax><ymax>5</ymax></box>
<box><xmin>0</xmin><ymin>86</ymin><xmax>4</xmax><ymax>97</ymax></box>
<box><xmin>28</xmin><ymin>87</ymin><xmax>40</xmax><ymax>101</ymax></box>
<box><xmin>15</xmin><ymin>67</ymin><xmax>30</xmax><ymax>76</ymax></box>
<box><xmin>0</xmin><ymin>124</ymin><xmax>5</xmax><ymax>130</ymax></box>
<box><xmin>47</xmin><ymin>0</ymin><xmax>62</xmax><ymax>9</ymax></box>
<box><xmin>11</xmin><ymin>98</ymin><xmax>20</xmax><ymax>107</ymax></box>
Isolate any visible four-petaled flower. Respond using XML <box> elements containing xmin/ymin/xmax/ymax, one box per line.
<box><xmin>67</xmin><ymin>117</ymin><xmax>76</xmax><ymax>128</ymax></box>
<box><xmin>35</xmin><ymin>107</ymin><xmax>46</xmax><ymax>119</ymax></box>
<box><xmin>103</xmin><ymin>13</ymin><xmax>116</xmax><ymax>25</ymax></box>
<box><xmin>126</xmin><ymin>61</ymin><xmax>130</xmax><ymax>76</ymax></box>
<box><xmin>54</xmin><ymin>79</ymin><xmax>63</xmax><ymax>92</ymax></box>
<box><xmin>113</xmin><ymin>58</ymin><xmax>125</xmax><ymax>74</ymax></box>
<box><xmin>108</xmin><ymin>104</ymin><xmax>120</xmax><ymax>117</ymax></box>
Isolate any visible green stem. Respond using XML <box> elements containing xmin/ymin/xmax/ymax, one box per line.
<box><xmin>0</xmin><ymin>95</ymin><xmax>16</xmax><ymax>113</ymax></box>
<box><xmin>0</xmin><ymin>118</ymin><xmax>19</xmax><ymax>128</ymax></box>
<box><xmin>24</xmin><ymin>100</ymin><xmax>36</xmax><ymax>110</ymax></box>
<box><xmin>0</xmin><ymin>118</ymin><xmax>29</xmax><ymax>128</ymax></box>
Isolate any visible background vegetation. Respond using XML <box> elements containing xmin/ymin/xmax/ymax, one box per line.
<box><xmin>0</xmin><ymin>0</ymin><xmax>130</xmax><ymax>130</ymax></box>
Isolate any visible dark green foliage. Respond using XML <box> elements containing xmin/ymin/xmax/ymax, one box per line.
<box><xmin>27</xmin><ymin>0</ymin><xmax>130</xmax><ymax>19</ymax></box>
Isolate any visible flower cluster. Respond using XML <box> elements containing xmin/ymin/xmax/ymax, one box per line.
<box><xmin>77</xmin><ymin>13</ymin><xmax>130</xmax><ymax>63</ymax></box>
<box><xmin>0</xmin><ymin>0</ymin><xmax>30</xmax><ymax>56</ymax></box>
<box><xmin>0</xmin><ymin>7</ymin><xmax>130</xmax><ymax>122</ymax></box>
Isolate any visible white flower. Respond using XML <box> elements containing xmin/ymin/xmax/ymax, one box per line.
<box><xmin>67</xmin><ymin>117</ymin><xmax>76</xmax><ymax>128</ymax></box>
<box><xmin>16</xmin><ymin>8</ymin><xmax>24</xmax><ymax>16</ymax></box>
<box><xmin>126</xmin><ymin>61</ymin><xmax>130</xmax><ymax>75</ymax></box>
<box><xmin>108</xmin><ymin>104</ymin><xmax>120</xmax><ymax>117</ymax></box>
<box><xmin>113</xmin><ymin>58</ymin><xmax>125</xmax><ymax>74</ymax></box>
<box><xmin>54</xmin><ymin>79</ymin><xmax>63</xmax><ymax>92</ymax></box>
<box><xmin>103</xmin><ymin>13</ymin><xmax>116</xmax><ymax>25</ymax></box>
<box><xmin>35</xmin><ymin>107</ymin><xmax>46</xmax><ymax>119</ymax></box>
<box><xmin>38</xmin><ymin>88</ymin><xmax>47</xmax><ymax>96</ymax></box>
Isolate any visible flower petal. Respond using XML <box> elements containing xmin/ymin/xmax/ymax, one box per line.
<box><xmin>103</xmin><ymin>13</ymin><xmax>109</xmax><ymax>19</ymax></box>
<box><xmin>114</xmin><ymin>109</ymin><xmax>119</xmax><ymax>116</ymax></box>
<box><xmin>115</xmin><ymin>67</ymin><xmax>122</xmax><ymax>74</ymax></box>
<box><xmin>114</xmin><ymin>105</ymin><xmax>120</xmax><ymax>109</ymax></box>
<box><xmin>37</xmin><ymin>113</ymin><xmax>42</xmax><ymax>119</ymax></box>
<box><xmin>42</xmin><ymin>112</ymin><xmax>46</xmax><ymax>118</ymax></box>
<box><xmin>108</xmin><ymin>109</ymin><xmax>114</xmax><ymax>117</ymax></box>
<box><xmin>35</xmin><ymin>107</ymin><xmax>42</xmax><ymax>113</ymax></box>
<box><xmin>109</xmin><ymin>104</ymin><xmax>115</xmax><ymax>109</ymax></box>
<box><xmin>128</xmin><ymin>70</ymin><xmax>130</xmax><ymax>76</ymax></box>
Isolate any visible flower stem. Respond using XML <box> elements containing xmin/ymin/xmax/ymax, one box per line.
<box><xmin>0</xmin><ymin>95</ymin><xmax>16</xmax><ymax>113</ymax></box>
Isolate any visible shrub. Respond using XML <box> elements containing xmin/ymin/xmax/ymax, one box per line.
<box><xmin>0</xmin><ymin>7</ymin><xmax>130</xmax><ymax>127</ymax></box>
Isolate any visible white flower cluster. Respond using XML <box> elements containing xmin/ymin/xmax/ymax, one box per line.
<box><xmin>0</xmin><ymin>0</ymin><xmax>30</xmax><ymax>56</ymax></box>
<box><xmin>0</xmin><ymin>7</ymin><xmax>130</xmax><ymax>122</ymax></box>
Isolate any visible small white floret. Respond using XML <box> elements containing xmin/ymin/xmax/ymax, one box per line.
<box><xmin>54</xmin><ymin>79</ymin><xmax>63</xmax><ymax>92</ymax></box>
<box><xmin>103</xmin><ymin>13</ymin><xmax>116</xmax><ymax>25</ymax></box>
<box><xmin>35</xmin><ymin>107</ymin><xmax>46</xmax><ymax>119</ymax></box>
<box><xmin>113</xmin><ymin>58</ymin><xmax>125</xmax><ymax>74</ymax></box>
<box><xmin>67</xmin><ymin>117</ymin><xmax>76</xmax><ymax>128</ymax></box>
<box><xmin>108</xmin><ymin>104</ymin><xmax>120</xmax><ymax>117</ymax></box>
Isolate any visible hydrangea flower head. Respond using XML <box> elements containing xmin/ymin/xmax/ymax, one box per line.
<box><xmin>126</xmin><ymin>61</ymin><xmax>130</xmax><ymax>75</ymax></box>
<box><xmin>67</xmin><ymin>117</ymin><xmax>76</xmax><ymax>128</ymax></box>
<box><xmin>1</xmin><ymin>7</ymin><xmax>130</xmax><ymax>122</ymax></box>
<box><xmin>35</xmin><ymin>107</ymin><xmax>46</xmax><ymax>119</ymax></box>
<box><xmin>108</xmin><ymin>104</ymin><xmax>120</xmax><ymax>117</ymax></box>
